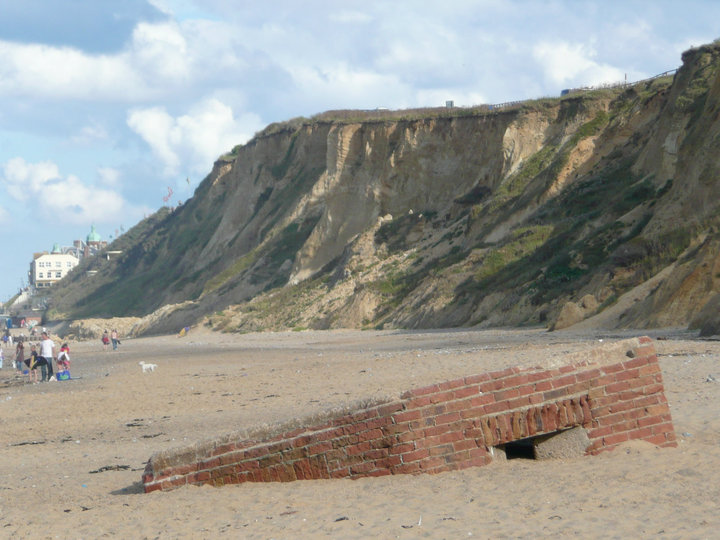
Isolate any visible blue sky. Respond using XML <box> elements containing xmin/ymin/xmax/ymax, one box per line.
<box><xmin>0</xmin><ymin>0</ymin><xmax>717</xmax><ymax>302</ymax></box>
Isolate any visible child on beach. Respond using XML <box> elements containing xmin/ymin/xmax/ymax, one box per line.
<box><xmin>57</xmin><ymin>343</ymin><xmax>70</xmax><ymax>371</ymax></box>
<box><xmin>25</xmin><ymin>345</ymin><xmax>41</xmax><ymax>383</ymax></box>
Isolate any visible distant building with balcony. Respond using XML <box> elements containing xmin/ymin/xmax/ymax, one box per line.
<box><xmin>29</xmin><ymin>245</ymin><xmax>80</xmax><ymax>289</ymax></box>
<box><xmin>26</xmin><ymin>226</ymin><xmax>111</xmax><ymax>291</ymax></box>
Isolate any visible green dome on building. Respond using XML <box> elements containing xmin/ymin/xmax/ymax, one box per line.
<box><xmin>51</xmin><ymin>242</ymin><xmax>62</xmax><ymax>254</ymax></box>
<box><xmin>87</xmin><ymin>225</ymin><xmax>102</xmax><ymax>243</ymax></box>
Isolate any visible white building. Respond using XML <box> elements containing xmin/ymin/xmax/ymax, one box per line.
<box><xmin>29</xmin><ymin>244</ymin><xmax>80</xmax><ymax>289</ymax></box>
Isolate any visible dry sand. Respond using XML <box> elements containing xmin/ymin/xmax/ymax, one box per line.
<box><xmin>1</xmin><ymin>326</ymin><xmax>719</xmax><ymax>539</ymax></box>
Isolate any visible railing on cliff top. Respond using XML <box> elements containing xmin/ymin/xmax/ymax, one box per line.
<box><xmin>307</xmin><ymin>68</ymin><xmax>679</xmax><ymax>123</ymax></box>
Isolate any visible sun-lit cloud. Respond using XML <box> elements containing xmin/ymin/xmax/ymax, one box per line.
<box><xmin>0</xmin><ymin>20</ymin><xmax>192</xmax><ymax>102</ymax></box>
<box><xmin>127</xmin><ymin>98</ymin><xmax>263</xmax><ymax>177</ymax></box>
<box><xmin>532</xmin><ymin>41</ymin><xmax>625</xmax><ymax>88</ymax></box>
<box><xmin>1</xmin><ymin>157</ymin><xmax>131</xmax><ymax>225</ymax></box>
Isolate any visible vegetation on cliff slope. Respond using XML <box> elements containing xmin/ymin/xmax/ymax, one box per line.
<box><xmin>46</xmin><ymin>41</ymin><xmax>720</xmax><ymax>336</ymax></box>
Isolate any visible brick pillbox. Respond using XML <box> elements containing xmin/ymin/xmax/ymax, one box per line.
<box><xmin>143</xmin><ymin>337</ymin><xmax>676</xmax><ymax>492</ymax></box>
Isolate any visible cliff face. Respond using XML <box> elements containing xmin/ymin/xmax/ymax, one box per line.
<box><xmin>49</xmin><ymin>41</ymin><xmax>720</xmax><ymax>336</ymax></box>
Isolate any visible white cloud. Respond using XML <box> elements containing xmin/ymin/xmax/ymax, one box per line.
<box><xmin>0</xmin><ymin>21</ymin><xmax>192</xmax><ymax>102</ymax></box>
<box><xmin>127</xmin><ymin>98</ymin><xmax>263</xmax><ymax>177</ymax></box>
<box><xmin>130</xmin><ymin>21</ymin><xmax>191</xmax><ymax>82</ymax></box>
<box><xmin>2</xmin><ymin>158</ymin><xmax>62</xmax><ymax>201</ymax></box>
<box><xmin>97</xmin><ymin>167</ymin><xmax>121</xmax><ymax>187</ymax></box>
<box><xmin>533</xmin><ymin>41</ymin><xmax>625</xmax><ymax>88</ymax></box>
<box><xmin>70</xmin><ymin>122</ymin><xmax>109</xmax><ymax>145</ymax></box>
<box><xmin>1</xmin><ymin>157</ymin><xmax>128</xmax><ymax>225</ymax></box>
<box><xmin>0</xmin><ymin>41</ymin><xmax>146</xmax><ymax>101</ymax></box>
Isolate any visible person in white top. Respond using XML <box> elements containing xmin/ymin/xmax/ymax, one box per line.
<box><xmin>40</xmin><ymin>331</ymin><xmax>55</xmax><ymax>381</ymax></box>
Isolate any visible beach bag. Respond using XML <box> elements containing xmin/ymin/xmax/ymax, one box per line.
<box><xmin>56</xmin><ymin>370</ymin><xmax>70</xmax><ymax>381</ymax></box>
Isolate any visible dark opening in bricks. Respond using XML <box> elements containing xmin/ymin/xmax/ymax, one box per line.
<box><xmin>496</xmin><ymin>426</ymin><xmax>591</xmax><ymax>461</ymax></box>
<box><xmin>142</xmin><ymin>337</ymin><xmax>678</xmax><ymax>493</ymax></box>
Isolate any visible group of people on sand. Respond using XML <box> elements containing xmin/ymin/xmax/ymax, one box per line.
<box><xmin>102</xmin><ymin>329</ymin><xmax>121</xmax><ymax>351</ymax></box>
<box><xmin>5</xmin><ymin>331</ymin><xmax>71</xmax><ymax>384</ymax></box>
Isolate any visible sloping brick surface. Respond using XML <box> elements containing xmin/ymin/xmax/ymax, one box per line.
<box><xmin>143</xmin><ymin>337</ymin><xmax>676</xmax><ymax>492</ymax></box>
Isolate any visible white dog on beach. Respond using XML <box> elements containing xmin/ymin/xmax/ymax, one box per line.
<box><xmin>139</xmin><ymin>361</ymin><xmax>157</xmax><ymax>373</ymax></box>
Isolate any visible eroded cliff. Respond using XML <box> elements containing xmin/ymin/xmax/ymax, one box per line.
<box><xmin>48</xmin><ymin>40</ymin><xmax>720</xmax><ymax>336</ymax></box>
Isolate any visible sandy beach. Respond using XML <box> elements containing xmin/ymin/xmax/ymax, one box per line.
<box><xmin>1</xmin><ymin>326</ymin><xmax>719</xmax><ymax>539</ymax></box>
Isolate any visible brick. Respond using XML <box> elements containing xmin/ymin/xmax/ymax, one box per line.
<box><xmin>614</xmin><ymin>368</ymin><xmax>640</xmax><ymax>382</ymax></box>
<box><xmin>428</xmin><ymin>444</ymin><xmax>454</xmax><ymax>457</ymax></box>
<box><xmin>364</xmin><ymin>448</ymin><xmax>390</xmax><ymax>460</ymax></box>
<box><xmin>611</xmin><ymin>420</ymin><xmax>638</xmax><ymax>433</ymax></box>
<box><xmin>603</xmin><ymin>432</ymin><xmax>629</xmax><ymax>446</ymax></box>
<box><xmin>527</xmin><ymin>370</ymin><xmax>553</xmax><ymax>382</ymax></box>
<box><xmin>212</xmin><ymin>442</ymin><xmax>237</xmax><ymax>456</ymax></box>
<box><xmin>464</xmin><ymin>373</ymin><xmax>492</xmax><ymax>385</ymax></box>
<box><xmin>479</xmin><ymin>418</ymin><xmax>495</xmax><ymax>446</ymax></box>
<box><xmin>605</xmin><ymin>381</ymin><xmax>631</xmax><ymax>394</ymax></box>
<box><xmin>307</xmin><ymin>441</ymin><xmax>333</xmax><ymax>455</ymax></box>
<box><xmin>375</xmin><ymin>456</ymin><xmax>403</xmax><ymax>469</ymax></box>
<box><xmin>469</xmin><ymin>393</ymin><xmax>495</xmax><ymax>407</ymax></box>
<box><xmin>454</xmin><ymin>386</ymin><xmax>480</xmax><ymax>399</ymax></box>
<box><xmin>636</xmin><ymin>415</ymin><xmax>664</xmax><ymax>428</ymax></box>
<box><xmin>628</xmin><ymin>427</ymin><xmax>654</xmax><ymax>440</ymax></box>
<box><xmin>498</xmin><ymin>374</ymin><xmax>530</xmax><ymax>389</ymax></box>
<box><xmin>423</xmin><ymin>424</ymin><xmax>452</xmax><ymax>438</ymax></box>
<box><xmin>528</xmin><ymin>392</ymin><xmax>544</xmax><ymax>405</ymax></box>
<box><xmin>651</xmin><ymin>422</ymin><xmax>675</xmax><ymax>435</ymax></box>
<box><xmin>483</xmin><ymin>401</ymin><xmax>510</xmax><ymax>414</ymax></box>
<box><xmin>346</xmin><ymin>441</ymin><xmax>372</xmax><ymax>456</ymax></box>
<box><xmin>601</xmin><ymin>363</ymin><xmax>624</xmax><ymax>374</ymax></box>
<box><xmin>407</xmin><ymin>396</ymin><xmax>433</xmax><ymax>408</ymax></box>
<box><xmin>644</xmin><ymin>434</ymin><xmax>669</xmax><ymax>446</ymax></box>
<box><xmin>429</xmin><ymin>390</ymin><xmax>456</xmax><ymax>404</ymax></box>
<box><xmin>638</xmin><ymin>363</ymin><xmax>661</xmax><ymax>376</ymax></box>
<box><xmin>350</xmin><ymin>462</ymin><xmax>374</xmax><ymax>475</ymax></box>
<box><xmin>377</xmin><ymin>402</ymin><xmax>405</xmax><ymax>416</ymax></box>
<box><xmin>421</xmin><ymin>404</ymin><xmax>447</xmax><ymax>418</ymax></box>
<box><xmin>330</xmin><ymin>468</ymin><xmax>350</xmax><ymax>479</ymax></box>
<box><xmin>642</xmin><ymin>383</ymin><xmax>665</xmax><ymax>395</ymax></box>
<box><xmin>435</xmin><ymin>412</ymin><xmax>462</xmax><ymax>425</ymax></box>
<box><xmin>543</xmin><ymin>387</ymin><xmax>568</xmax><ymax>401</ymax></box>
<box><xmin>507</xmin><ymin>396</ymin><xmax>532</xmax><ymax>410</ymax></box>
<box><xmin>405</xmin><ymin>384</ymin><xmax>441</xmax><ymax>398</ymax></box>
<box><xmin>533</xmin><ymin>380</ymin><xmax>552</xmax><ymax>392</ymax></box>
<box><xmin>494</xmin><ymin>388</ymin><xmax>521</xmax><ymax>401</ymax></box>
<box><xmin>575</xmin><ymin>368</ymin><xmax>602</xmax><ymax>383</ymax></box>
<box><xmin>490</xmin><ymin>367</ymin><xmax>516</xmax><ymax>380</ymax></box>
<box><xmin>393</xmin><ymin>410</ymin><xmax>422</xmax><ymax>423</ymax></box>
<box><xmin>552</xmin><ymin>374</ymin><xmax>577</xmax><ymax>388</ymax></box>
<box><xmin>438</xmin><ymin>378</ymin><xmax>467</xmax><ymax>391</ymax></box>
<box><xmin>394</xmin><ymin>462</ymin><xmax>422</xmax><ymax>474</ymax></box>
<box><xmin>453</xmin><ymin>439</ymin><xmax>478</xmax><ymax>452</ymax></box>
<box><xmin>389</xmin><ymin>442</ymin><xmax>415</xmax><ymax>455</ymax></box>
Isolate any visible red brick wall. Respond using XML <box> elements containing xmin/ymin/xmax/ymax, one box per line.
<box><xmin>143</xmin><ymin>337</ymin><xmax>676</xmax><ymax>492</ymax></box>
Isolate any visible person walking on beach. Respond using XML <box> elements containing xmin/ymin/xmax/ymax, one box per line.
<box><xmin>111</xmin><ymin>329</ymin><xmax>120</xmax><ymax>350</ymax></box>
<box><xmin>15</xmin><ymin>340</ymin><xmax>24</xmax><ymax>372</ymax></box>
<box><xmin>102</xmin><ymin>330</ymin><xmax>110</xmax><ymax>351</ymax></box>
<box><xmin>39</xmin><ymin>331</ymin><xmax>55</xmax><ymax>381</ymax></box>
